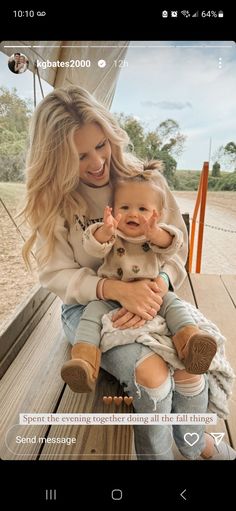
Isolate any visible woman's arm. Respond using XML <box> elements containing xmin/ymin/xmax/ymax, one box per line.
<box><xmin>37</xmin><ymin>218</ymin><xmax>101</xmax><ymax>304</ymax></box>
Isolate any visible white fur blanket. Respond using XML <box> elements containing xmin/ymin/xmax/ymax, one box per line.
<box><xmin>101</xmin><ymin>301</ymin><xmax>235</xmax><ymax>419</ymax></box>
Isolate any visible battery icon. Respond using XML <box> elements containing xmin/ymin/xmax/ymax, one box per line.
<box><xmin>218</xmin><ymin>11</ymin><xmax>224</xmax><ymax>17</ymax></box>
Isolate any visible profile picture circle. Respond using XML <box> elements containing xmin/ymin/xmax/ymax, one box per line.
<box><xmin>8</xmin><ymin>53</ymin><xmax>29</xmax><ymax>74</ymax></box>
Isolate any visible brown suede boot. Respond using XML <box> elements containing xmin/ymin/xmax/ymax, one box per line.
<box><xmin>172</xmin><ymin>325</ymin><xmax>217</xmax><ymax>374</ymax></box>
<box><xmin>61</xmin><ymin>343</ymin><xmax>101</xmax><ymax>393</ymax></box>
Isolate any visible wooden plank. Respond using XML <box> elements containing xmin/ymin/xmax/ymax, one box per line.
<box><xmin>0</xmin><ymin>284</ymin><xmax>47</xmax><ymax>339</ymax></box>
<box><xmin>0</xmin><ymin>298</ymin><xmax>69</xmax><ymax>460</ymax></box>
<box><xmin>0</xmin><ymin>284</ymin><xmax>55</xmax><ymax>366</ymax></box>
<box><xmin>40</xmin><ymin>370</ymin><xmax>134</xmax><ymax>460</ymax></box>
<box><xmin>221</xmin><ymin>275</ymin><xmax>236</xmax><ymax>307</ymax></box>
<box><xmin>178</xmin><ymin>275</ymin><xmax>196</xmax><ymax>305</ymax></box>
<box><xmin>189</xmin><ymin>274</ymin><xmax>236</xmax><ymax>448</ymax></box>
<box><xmin>0</xmin><ymin>292</ymin><xmax>57</xmax><ymax>378</ymax></box>
<box><xmin>189</xmin><ymin>275</ymin><xmax>236</xmax><ymax>370</ymax></box>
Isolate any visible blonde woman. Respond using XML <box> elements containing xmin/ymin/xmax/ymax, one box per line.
<box><xmin>22</xmin><ymin>86</ymin><xmax>235</xmax><ymax>460</ymax></box>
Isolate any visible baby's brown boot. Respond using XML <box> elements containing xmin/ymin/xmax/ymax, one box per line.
<box><xmin>172</xmin><ymin>325</ymin><xmax>217</xmax><ymax>374</ymax></box>
<box><xmin>61</xmin><ymin>343</ymin><xmax>101</xmax><ymax>393</ymax></box>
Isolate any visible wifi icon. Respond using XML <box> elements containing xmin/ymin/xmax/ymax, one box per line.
<box><xmin>181</xmin><ymin>10</ymin><xmax>190</xmax><ymax>17</ymax></box>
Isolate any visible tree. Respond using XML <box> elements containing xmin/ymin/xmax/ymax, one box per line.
<box><xmin>154</xmin><ymin>150</ymin><xmax>177</xmax><ymax>187</ymax></box>
<box><xmin>224</xmin><ymin>142</ymin><xmax>236</xmax><ymax>170</ymax></box>
<box><xmin>214</xmin><ymin>141</ymin><xmax>236</xmax><ymax>171</ymax></box>
<box><xmin>144</xmin><ymin>131</ymin><xmax>161</xmax><ymax>159</ymax></box>
<box><xmin>212</xmin><ymin>161</ymin><xmax>221</xmax><ymax>177</ymax></box>
<box><xmin>115</xmin><ymin>114</ymin><xmax>185</xmax><ymax>186</ymax></box>
<box><xmin>156</xmin><ymin>119</ymin><xmax>186</xmax><ymax>157</ymax></box>
<box><xmin>0</xmin><ymin>87</ymin><xmax>32</xmax><ymax>181</ymax></box>
<box><xmin>116</xmin><ymin>113</ymin><xmax>145</xmax><ymax>158</ymax></box>
<box><xmin>0</xmin><ymin>86</ymin><xmax>32</xmax><ymax>132</ymax></box>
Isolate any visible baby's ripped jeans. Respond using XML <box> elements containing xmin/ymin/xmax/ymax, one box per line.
<box><xmin>61</xmin><ymin>301</ymin><xmax>209</xmax><ymax>460</ymax></box>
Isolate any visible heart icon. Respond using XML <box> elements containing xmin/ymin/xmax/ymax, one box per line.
<box><xmin>103</xmin><ymin>396</ymin><xmax>113</xmax><ymax>405</ymax></box>
<box><xmin>113</xmin><ymin>396</ymin><xmax>123</xmax><ymax>406</ymax></box>
<box><xmin>184</xmin><ymin>432</ymin><xmax>200</xmax><ymax>446</ymax></box>
<box><xmin>124</xmin><ymin>396</ymin><xmax>133</xmax><ymax>406</ymax></box>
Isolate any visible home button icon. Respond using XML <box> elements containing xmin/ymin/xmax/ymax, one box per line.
<box><xmin>111</xmin><ymin>489</ymin><xmax>123</xmax><ymax>500</ymax></box>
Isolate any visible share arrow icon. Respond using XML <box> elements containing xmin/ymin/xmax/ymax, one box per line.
<box><xmin>211</xmin><ymin>432</ymin><xmax>225</xmax><ymax>445</ymax></box>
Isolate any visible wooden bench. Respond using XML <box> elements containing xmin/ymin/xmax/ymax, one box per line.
<box><xmin>0</xmin><ymin>218</ymin><xmax>235</xmax><ymax>460</ymax></box>
<box><xmin>0</xmin><ymin>286</ymin><xmax>134</xmax><ymax>460</ymax></box>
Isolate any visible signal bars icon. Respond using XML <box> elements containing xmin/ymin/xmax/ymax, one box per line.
<box><xmin>192</xmin><ymin>11</ymin><xmax>199</xmax><ymax>17</ymax></box>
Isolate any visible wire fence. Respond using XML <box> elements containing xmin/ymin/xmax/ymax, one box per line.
<box><xmin>191</xmin><ymin>218</ymin><xmax>236</xmax><ymax>234</ymax></box>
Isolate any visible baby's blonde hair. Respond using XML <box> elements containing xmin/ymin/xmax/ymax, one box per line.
<box><xmin>111</xmin><ymin>160</ymin><xmax>166</xmax><ymax>212</ymax></box>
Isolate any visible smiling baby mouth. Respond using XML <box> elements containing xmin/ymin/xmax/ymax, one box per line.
<box><xmin>127</xmin><ymin>221</ymin><xmax>139</xmax><ymax>226</ymax></box>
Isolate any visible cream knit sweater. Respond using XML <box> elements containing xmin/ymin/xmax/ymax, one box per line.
<box><xmin>83</xmin><ymin>222</ymin><xmax>183</xmax><ymax>281</ymax></box>
<box><xmin>36</xmin><ymin>175</ymin><xmax>188</xmax><ymax>304</ymax></box>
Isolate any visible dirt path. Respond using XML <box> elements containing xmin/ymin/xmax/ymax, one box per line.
<box><xmin>174</xmin><ymin>192</ymin><xmax>236</xmax><ymax>274</ymax></box>
<box><xmin>0</xmin><ymin>183</ymin><xmax>38</xmax><ymax>328</ymax></box>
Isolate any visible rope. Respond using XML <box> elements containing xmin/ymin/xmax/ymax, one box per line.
<box><xmin>35</xmin><ymin>65</ymin><xmax>45</xmax><ymax>99</ymax></box>
<box><xmin>0</xmin><ymin>197</ymin><xmax>26</xmax><ymax>243</ymax></box>
<box><xmin>190</xmin><ymin>218</ymin><xmax>236</xmax><ymax>234</ymax></box>
<box><xmin>33</xmin><ymin>67</ymin><xmax>36</xmax><ymax>108</ymax></box>
<box><xmin>33</xmin><ymin>60</ymin><xmax>45</xmax><ymax>109</ymax></box>
<box><xmin>0</xmin><ymin>198</ymin><xmax>36</xmax><ymax>261</ymax></box>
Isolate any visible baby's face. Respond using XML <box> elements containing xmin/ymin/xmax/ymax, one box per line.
<box><xmin>114</xmin><ymin>182</ymin><xmax>159</xmax><ymax>237</ymax></box>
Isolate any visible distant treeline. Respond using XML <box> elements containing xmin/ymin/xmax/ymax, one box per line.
<box><xmin>175</xmin><ymin>170</ymin><xmax>236</xmax><ymax>191</ymax></box>
<box><xmin>1</xmin><ymin>87</ymin><xmax>235</xmax><ymax>191</ymax></box>
<box><xmin>0</xmin><ymin>86</ymin><xmax>32</xmax><ymax>183</ymax></box>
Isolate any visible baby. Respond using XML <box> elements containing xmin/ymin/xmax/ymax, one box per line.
<box><xmin>83</xmin><ymin>171</ymin><xmax>217</xmax><ymax>378</ymax></box>
<box><xmin>62</xmin><ymin>166</ymin><xmax>217</xmax><ymax>393</ymax></box>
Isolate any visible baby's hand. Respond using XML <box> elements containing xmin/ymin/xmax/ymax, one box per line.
<box><xmin>139</xmin><ymin>209</ymin><xmax>161</xmax><ymax>244</ymax></box>
<box><xmin>94</xmin><ymin>207</ymin><xmax>121</xmax><ymax>243</ymax></box>
<box><xmin>103</xmin><ymin>206</ymin><xmax>121</xmax><ymax>236</ymax></box>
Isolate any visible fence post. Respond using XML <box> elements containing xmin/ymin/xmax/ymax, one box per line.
<box><xmin>189</xmin><ymin>162</ymin><xmax>209</xmax><ymax>273</ymax></box>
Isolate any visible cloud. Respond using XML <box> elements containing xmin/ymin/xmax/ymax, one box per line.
<box><xmin>141</xmin><ymin>100</ymin><xmax>192</xmax><ymax>110</ymax></box>
<box><xmin>112</xmin><ymin>42</ymin><xmax>236</xmax><ymax>167</ymax></box>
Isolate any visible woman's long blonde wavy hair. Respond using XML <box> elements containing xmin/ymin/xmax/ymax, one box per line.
<box><xmin>21</xmin><ymin>85</ymin><xmax>155</xmax><ymax>268</ymax></box>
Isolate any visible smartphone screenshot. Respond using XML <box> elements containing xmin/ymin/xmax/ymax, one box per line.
<box><xmin>0</xmin><ymin>6</ymin><xmax>235</xmax><ymax>505</ymax></box>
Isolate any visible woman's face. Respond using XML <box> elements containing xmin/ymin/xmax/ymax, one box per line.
<box><xmin>74</xmin><ymin>122</ymin><xmax>111</xmax><ymax>187</ymax></box>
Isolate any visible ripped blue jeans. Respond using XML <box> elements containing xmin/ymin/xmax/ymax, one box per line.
<box><xmin>61</xmin><ymin>301</ymin><xmax>209</xmax><ymax>460</ymax></box>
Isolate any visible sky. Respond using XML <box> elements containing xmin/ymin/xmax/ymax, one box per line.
<box><xmin>0</xmin><ymin>41</ymin><xmax>236</xmax><ymax>170</ymax></box>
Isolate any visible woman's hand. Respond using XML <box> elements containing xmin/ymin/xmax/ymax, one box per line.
<box><xmin>112</xmin><ymin>307</ymin><xmax>147</xmax><ymax>329</ymax></box>
<box><xmin>154</xmin><ymin>275</ymin><xmax>169</xmax><ymax>297</ymax></box>
<box><xmin>104</xmin><ymin>279</ymin><xmax>163</xmax><ymax>320</ymax></box>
